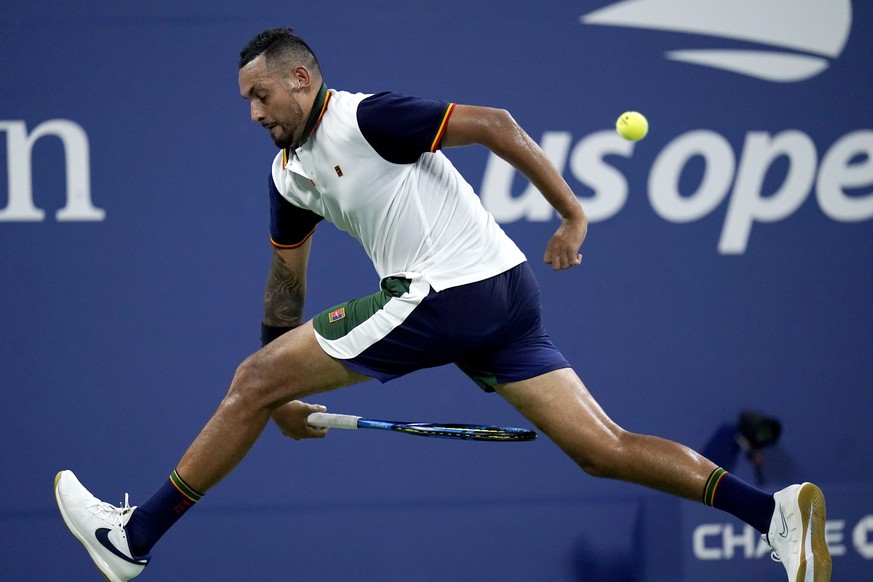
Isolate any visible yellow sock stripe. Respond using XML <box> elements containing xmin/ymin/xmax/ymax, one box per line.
<box><xmin>170</xmin><ymin>470</ymin><xmax>204</xmax><ymax>503</ymax></box>
<box><xmin>703</xmin><ymin>467</ymin><xmax>728</xmax><ymax>506</ymax></box>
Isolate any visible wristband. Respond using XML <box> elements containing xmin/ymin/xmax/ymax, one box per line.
<box><xmin>261</xmin><ymin>323</ymin><xmax>297</xmax><ymax>347</ymax></box>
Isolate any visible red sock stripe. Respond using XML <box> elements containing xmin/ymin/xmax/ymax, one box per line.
<box><xmin>703</xmin><ymin>467</ymin><xmax>728</xmax><ymax>506</ymax></box>
<box><xmin>169</xmin><ymin>469</ymin><xmax>204</xmax><ymax>503</ymax></box>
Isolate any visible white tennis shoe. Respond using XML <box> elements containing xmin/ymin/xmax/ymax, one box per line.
<box><xmin>54</xmin><ymin>470</ymin><xmax>149</xmax><ymax>582</ymax></box>
<box><xmin>765</xmin><ymin>482</ymin><xmax>831</xmax><ymax>582</ymax></box>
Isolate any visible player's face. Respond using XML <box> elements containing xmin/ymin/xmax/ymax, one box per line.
<box><xmin>239</xmin><ymin>55</ymin><xmax>307</xmax><ymax>149</ymax></box>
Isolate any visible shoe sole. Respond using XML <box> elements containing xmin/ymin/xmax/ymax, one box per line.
<box><xmin>797</xmin><ymin>482</ymin><xmax>832</xmax><ymax>582</ymax></box>
<box><xmin>54</xmin><ymin>472</ymin><xmax>118</xmax><ymax>582</ymax></box>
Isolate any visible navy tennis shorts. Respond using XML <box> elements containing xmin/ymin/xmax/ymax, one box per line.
<box><xmin>313</xmin><ymin>262</ymin><xmax>570</xmax><ymax>392</ymax></box>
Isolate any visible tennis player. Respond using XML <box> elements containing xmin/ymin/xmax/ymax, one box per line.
<box><xmin>55</xmin><ymin>27</ymin><xmax>830</xmax><ymax>581</ymax></box>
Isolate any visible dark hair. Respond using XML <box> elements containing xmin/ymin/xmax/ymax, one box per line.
<box><xmin>238</xmin><ymin>27</ymin><xmax>320</xmax><ymax>73</ymax></box>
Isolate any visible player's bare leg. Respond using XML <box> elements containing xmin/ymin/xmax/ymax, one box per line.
<box><xmin>177</xmin><ymin>320</ymin><xmax>370</xmax><ymax>493</ymax></box>
<box><xmin>55</xmin><ymin>320</ymin><xmax>369</xmax><ymax>581</ymax></box>
<box><xmin>497</xmin><ymin>368</ymin><xmax>831</xmax><ymax>581</ymax></box>
<box><xmin>496</xmin><ymin>367</ymin><xmax>715</xmax><ymax>499</ymax></box>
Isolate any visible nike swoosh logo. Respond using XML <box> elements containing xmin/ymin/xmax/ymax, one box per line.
<box><xmin>778</xmin><ymin>506</ymin><xmax>789</xmax><ymax>538</ymax></box>
<box><xmin>95</xmin><ymin>528</ymin><xmax>149</xmax><ymax>565</ymax></box>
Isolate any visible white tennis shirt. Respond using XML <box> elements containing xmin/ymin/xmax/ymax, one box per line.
<box><xmin>269</xmin><ymin>86</ymin><xmax>526</xmax><ymax>292</ymax></box>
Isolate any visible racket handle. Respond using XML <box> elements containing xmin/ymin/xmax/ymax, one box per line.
<box><xmin>306</xmin><ymin>412</ymin><xmax>361</xmax><ymax>430</ymax></box>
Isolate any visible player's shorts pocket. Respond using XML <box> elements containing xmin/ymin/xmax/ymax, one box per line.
<box><xmin>313</xmin><ymin>274</ymin><xmax>430</xmax><ymax>358</ymax></box>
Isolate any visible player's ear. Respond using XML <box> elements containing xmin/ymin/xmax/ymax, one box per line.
<box><xmin>291</xmin><ymin>66</ymin><xmax>312</xmax><ymax>91</ymax></box>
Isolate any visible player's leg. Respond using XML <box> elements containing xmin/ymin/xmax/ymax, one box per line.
<box><xmin>496</xmin><ymin>368</ymin><xmax>830</xmax><ymax>581</ymax></box>
<box><xmin>496</xmin><ymin>367</ymin><xmax>717</xmax><ymax>499</ymax></box>
<box><xmin>55</xmin><ymin>321</ymin><xmax>370</xmax><ymax>581</ymax></box>
<box><xmin>174</xmin><ymin>320</ymin><xmax>369</xmax><ymax>493</ymax></box>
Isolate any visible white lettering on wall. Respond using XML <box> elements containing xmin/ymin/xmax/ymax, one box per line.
<box><xmin>479</xmin><ymin>128</ymin><xmax>873</xmax><ymax>254</ymax></box>
<box><xmin>0</xmin><ymin>119</ymin><xmax>104</xmax><ymax>222</ymax></box>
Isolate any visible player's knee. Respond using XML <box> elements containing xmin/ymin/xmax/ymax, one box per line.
<box><xmin>571</xmin><ymin>429</ymin><xmax>633</xmax><ymax>479</ymax></box>
<box><xmin>225</xmin><ymin>351</ymin><xmax>286</xmax><ymax>412</ymax></box>
<box><xmin>576</xmin><ymin>454</ymin><xmax>617</xmax><ymax>479</ymax></box>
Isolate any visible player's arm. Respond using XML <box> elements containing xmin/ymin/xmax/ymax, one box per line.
<box><xmin>261</xmin><ymin>238</ymin><xmax>312</xmax><ymax>345</ymax></box>
<box><xmin>442</xmin><ymin>105</ymin><xmax>587</xmax><ymax>271</ymax></box>
<box><xmin>261</xmin><ymin>239</ymin><xmax>331</xmax><ymax>439</ymax></box>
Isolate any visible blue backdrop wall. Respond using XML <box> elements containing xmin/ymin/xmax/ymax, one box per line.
<box><xmin>2</xmin><ymin>1</ymin><xmax>871</xmax><ymax>580</ymax></box>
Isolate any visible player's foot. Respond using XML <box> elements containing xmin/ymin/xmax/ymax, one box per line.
<box><xmin>765</xmin><ymin>482</ymin><xmax>831</xmax><ymax>582</ymax></box>
<box><xmin>54</xmin><ymin>470</ymin><xmax>149</xmax><ymax>582</ymax></box>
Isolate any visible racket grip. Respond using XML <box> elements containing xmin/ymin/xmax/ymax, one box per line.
<box><xmin>306</xmin><ymin>412</ymin><xmax>361</xmax><ymax>430</ymax></box>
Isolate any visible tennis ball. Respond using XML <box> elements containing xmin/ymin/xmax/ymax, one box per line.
<box><xmin>616</xmin><ymin>111</ymin><xmax>649</xmax><ymax>141</ymax></box>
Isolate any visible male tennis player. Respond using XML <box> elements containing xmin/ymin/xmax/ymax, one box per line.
<box><xmin>55</xmin><ymin>27</ymin><xmax>830</xmax><ymax>581</ymax></box>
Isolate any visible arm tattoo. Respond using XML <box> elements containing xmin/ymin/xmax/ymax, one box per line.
<box><xmin>263</xmin><ymin>250</ymin><xmax>305</xmax><ymax>327</ymax></box>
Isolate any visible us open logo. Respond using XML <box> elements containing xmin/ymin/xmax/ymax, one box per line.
<box><xmin>0</xmin><ymin>120</ymin><xmax>104</xmax><ymax>222</ymax></box>
<box><xmin>581</xmin><ymin>0</ymin><xmax>852</xmax><ymax>83</ymax></box>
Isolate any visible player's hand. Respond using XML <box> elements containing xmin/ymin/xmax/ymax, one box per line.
<box><xmin>543</xmin><ymin>215</ymin><xmax>587</xmax><ymax>271</ymax></box>
<box><xmin>272</xmin><ymin>400</ymin><xmax>329</xmax><ymax>440</ymax></box>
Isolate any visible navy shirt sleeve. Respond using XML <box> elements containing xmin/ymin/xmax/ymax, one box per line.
<box><xmin>356</xmin><ymin>92</ymin><xmax>455</xmax><ymax>164</ymax></box>
<box><xmin>269</xmin><ymin>173</ymin><xmax>323</xmax><ymax>248</ymax></box>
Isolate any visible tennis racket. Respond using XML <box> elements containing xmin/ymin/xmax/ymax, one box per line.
<box><xmin>306</xmin><ymin>412</ymin><xmax>537</xmax><ymax>442</ymax></box>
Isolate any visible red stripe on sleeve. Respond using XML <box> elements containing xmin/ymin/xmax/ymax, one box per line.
<box><xmin>430</xmin><ymin>103</ymin><xmax>455</xmax><ymax>152</ymax></box>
